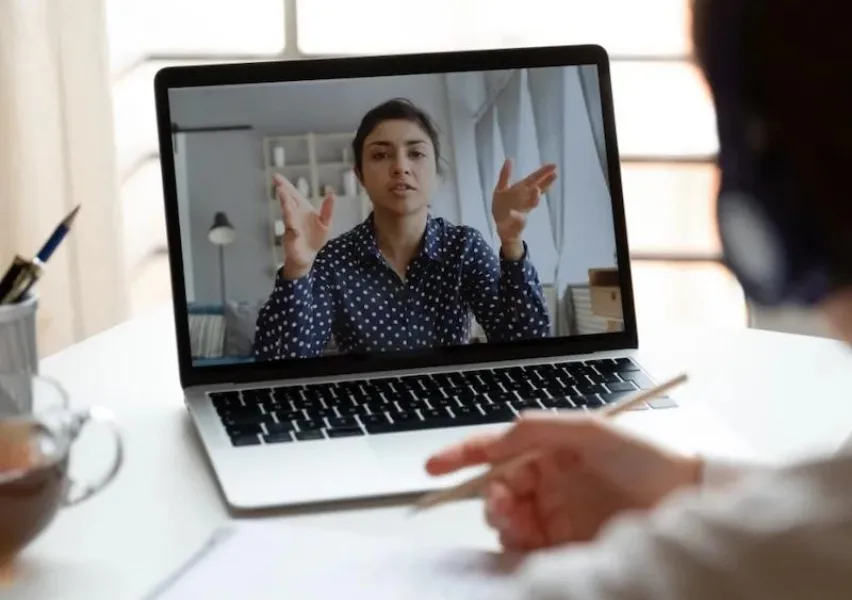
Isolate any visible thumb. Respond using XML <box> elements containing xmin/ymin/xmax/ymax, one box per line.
<box><xmin>488</xmin><ymin>413</ymin><xmax>602</xmax><ymax>463</ymax></box>
<box><xmin>319</xmin><ymin>192</ymin><xmax>335</xmax><ymax>227</ymax></box>
<box><xmin>496</xmin><ymin>158</ymin><xmax>512</xmax><ymax>191</ymax></box>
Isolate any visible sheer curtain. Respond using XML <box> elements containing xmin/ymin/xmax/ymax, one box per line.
<box><xmin>0</xmin><ymin>0</ymin><xmax>128</xmax><ymax>356</ymax></box>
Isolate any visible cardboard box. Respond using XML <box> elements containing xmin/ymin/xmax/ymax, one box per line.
<box><xmin>588</xmin><ymin>268</ymin><xmax>623</xmax><ymax>319</ymax></box>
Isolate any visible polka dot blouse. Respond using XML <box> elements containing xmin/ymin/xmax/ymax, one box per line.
<box><xmin>254</xmin><ymin>213</ymin><xmax>551</xmax><ymax>360</ymax></box>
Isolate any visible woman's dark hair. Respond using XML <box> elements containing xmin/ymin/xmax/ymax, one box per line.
<box><xmin>352</xmin><ymin>98</ymin><xmax>443</xmax><ymax>176</ymax></box>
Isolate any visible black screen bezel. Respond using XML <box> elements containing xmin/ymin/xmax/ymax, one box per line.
<box><xmin>153</xmin><ymin>44</ymin><xmax>639</xmax><ymax>388</ymax></box>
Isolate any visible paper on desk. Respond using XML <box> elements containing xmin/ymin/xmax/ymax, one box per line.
<box><xmin>145</xmin><ymin>521</ymin><xmax>521</xmax><ymax>600</ymax></box>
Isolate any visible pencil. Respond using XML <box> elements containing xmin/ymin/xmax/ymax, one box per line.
<box><xmin>411</xmin><ymin>372</ymin><xmax>689</xmax><ymax>513</ymax></box>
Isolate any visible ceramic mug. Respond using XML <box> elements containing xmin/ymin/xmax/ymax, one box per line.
<box><xmin>0</xmin><ymin>374</ymin><xmax>123</xmax><ymax>565</ymax></box>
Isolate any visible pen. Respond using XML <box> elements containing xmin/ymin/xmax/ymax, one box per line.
<box><xmin>0</xmin><ymin>256</ymin><xmax>28</xmax><ymax>302</ymax></box>
<box><xmin>35</xmin><ymin>204</ymin><xmax>80</xmax><ymax>264</ymax></box>
<box><xmin>0</xmin><ymin>205</ymin><xmax>80</xmax><ymax>305</ymax></box>
<box><xmin>411</xmin><ymin>372</ymin><xmax>689</xmax><ymax>513</ymax></box>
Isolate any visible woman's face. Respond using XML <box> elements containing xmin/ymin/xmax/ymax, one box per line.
<box><xmin>357</xmin><ymin>119</ymin><xmax>437</xmax><ymax>218</ymax></box>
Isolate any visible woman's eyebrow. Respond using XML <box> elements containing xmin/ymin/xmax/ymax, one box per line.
<box><xmin>367</xmin><ymin>139</ymin><xmax>428</xmax><ymax>148</ymax></box>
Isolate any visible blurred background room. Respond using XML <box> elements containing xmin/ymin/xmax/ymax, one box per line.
<box><xmin>0</xmin><ymin>0</ymin><xmax>833</xmax><ymax>360</ymax></box>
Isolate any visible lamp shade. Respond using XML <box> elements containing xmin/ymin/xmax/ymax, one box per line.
<box><xmin>208</xmin><ymin>211</ymin><xmax>236</xmax><ymax>245</ymax></box>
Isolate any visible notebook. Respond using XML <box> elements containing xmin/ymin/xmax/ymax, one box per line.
<box><xmin>144</xmin><ymin>521</ymin><xmax>521</xmax><ymax>600</ymax></box>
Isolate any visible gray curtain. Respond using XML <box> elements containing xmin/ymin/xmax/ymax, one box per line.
<box><xmin>578</xmin><ymin>65</ymin><xmax>609</xmax><ymax>185</ymax></box>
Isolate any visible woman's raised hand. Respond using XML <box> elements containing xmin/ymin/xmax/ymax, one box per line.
<box><xmin>274</xmin><ymin>173</ymin><xmax>335</xmax><ymax>279</ymax></box>
<box><xmin>491</xmin><ymin>159</ymin><xmax>557</xmax><ymax>246</ymax></box>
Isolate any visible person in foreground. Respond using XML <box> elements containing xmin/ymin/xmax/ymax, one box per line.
<box><xmin>254</xmin><ymin>98</ymin><xmax>553</xmax><ymax>360</ymax></box>
<box><xmin>425</xmin><ymin>1</ymin><xmax>852</xmax><ymax>598</ymax></box>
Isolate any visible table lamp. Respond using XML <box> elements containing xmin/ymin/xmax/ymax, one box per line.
<box><xmin>208</xmin><ymin>211</ymin><xmax>236</xmax><ymax>306</ymax></box>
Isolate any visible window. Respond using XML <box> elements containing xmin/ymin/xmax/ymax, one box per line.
<box><xmin>107</xmin><ymin>0</ymin><xmax>747</xmax><ymax>330</ymax></box>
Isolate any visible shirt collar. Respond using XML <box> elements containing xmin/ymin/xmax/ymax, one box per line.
<box><xmin>356</xmin><ymin>212</ymin><xmax>444</xmax><ymax>264</ymax></box>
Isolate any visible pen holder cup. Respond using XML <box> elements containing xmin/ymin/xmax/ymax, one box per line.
<box><xmin>0</xmin><ymin>294</ymin><xmax>39</xmax><ymax>416</ymax></box>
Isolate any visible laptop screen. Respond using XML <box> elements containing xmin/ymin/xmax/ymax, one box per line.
<box><xmin>165</xmin><ymin>61</ymin><xmax>628</xmax><ymax>369</ymax></box>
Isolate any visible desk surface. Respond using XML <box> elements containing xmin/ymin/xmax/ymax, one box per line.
<box><xmin>7</xmin><ymin>308</ymin><xmax>852</xmax><ymax>600</ymax></box>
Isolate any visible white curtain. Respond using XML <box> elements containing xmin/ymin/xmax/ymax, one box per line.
<box><xmin>474</xmin><ymin>106</ymin><xmax>502</xmax><ymax>247</ymax></box>
<box><xmin>0</xmin><ymin>0</ymin><xmax>127</xmax><ymax>357</ymax></box>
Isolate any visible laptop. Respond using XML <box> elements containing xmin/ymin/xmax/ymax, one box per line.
<box><xmin>153</xmin><ymin>44</ymin><xmax>749</xmax><ymax>511</ymax></box>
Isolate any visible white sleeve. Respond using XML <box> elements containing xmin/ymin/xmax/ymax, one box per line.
<box><xmin>699</xmin><ymin>456</ymin><xmax>769</xmax><ymax>488</ymax></box>
<box><xmin>509</xmin><ymin>452</ymin><xmax>852</xmax><ymax>600</ymax></box>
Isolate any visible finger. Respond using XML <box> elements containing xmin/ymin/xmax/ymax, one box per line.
<box><xmin>496</xmin><ymin>158</ymin><xmax>513</xmax><ymax>191</ymax></box>
<box><xmin>319</xmin><ymin>192</ymin><xmax>336</xmax><ymax>227</ymax></box>
<box><xmin>537</xmin><ymin>171</ymin><xmax>558</xmax><ymax>195</ymax></box>
<box><xmin>494</xmin><ymin>497</ymin><xmax>545</xmax><ymax>551</ymax></box>
<box><xmin>523</xmin><ymin>187</ymin><xmax>541</xmax><ymax>211</ymax></box>
<box><xmin>277</xmin><ymin>173</ymin><xmax>313</xmax><ymax>210</ymax></box>
<box><xmin>522</xmin><ymin>163</ymin><xmax>557</xmax><ymax>186</ymax></box>
<box><xmin>484</xmin><ymin>481</ymin><xmax>515</xmax><ymax>530</ymax></box>
<box><xmin>492</xmin><ymin>460</ymin><xmax>537</xmax><ymax>499</ymax></box>
<box><xmin>534</xmin><ymin>454</ymin><xmax>577</xmax><ymax>545</ymax></box>
<box><xmin>487</xmin><ymin>412</ymin><xmax>601</xmax><ymax>463</ymax></box>
<box><xmin>424</xmin><ymin>432</ymin><xmax>501</xmax><ymax>475</ymax></box>
<box><xmin>278</xmin><ymin>189</ymin><xmax>298</xmax><ymax>229</ymax></box>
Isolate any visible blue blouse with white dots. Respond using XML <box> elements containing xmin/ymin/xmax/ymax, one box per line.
<box><xmin>253</xmin><ymin>214</ymin><xmax>551</xmax><ymax>360</ymax></box>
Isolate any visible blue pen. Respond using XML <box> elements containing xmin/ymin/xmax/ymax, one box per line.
<box><xmin>35</xmin><ymin>205</ymin><xmax>81</xmax><ymax>265</ymax></box>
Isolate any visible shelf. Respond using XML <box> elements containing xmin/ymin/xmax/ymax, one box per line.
<box><xmin>263</xmin><ymin>131</ymin><xmax>364</xmax><ymax>273</ymax></box>
<box><xmin>316</xmin><ymin>161</ymin><xmax>353</xmax><ymax>168</ymax></box>
<box><xmin>267</xmin><ymin>164</ymin><xmax>312</xmax><ymax>171</ymax></box>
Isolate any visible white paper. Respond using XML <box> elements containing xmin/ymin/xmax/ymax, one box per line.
<box><xmin>147</xmin><ymin>521</ymin><xmax>521</xmax><ymax>600</ymax></box>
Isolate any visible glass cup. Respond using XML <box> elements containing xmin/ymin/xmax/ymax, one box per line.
<box><xmin>0</xmin><ymin>374</ymin><xmax>123</xmax><ymax>567</ymax></box>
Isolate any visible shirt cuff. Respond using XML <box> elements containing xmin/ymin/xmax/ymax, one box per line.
<box><xmin>274</xmin><ymin>269</ymin><xmax>314</xmax><ymax>296</ymax></box>
<box><xmin>500</xmin><ymin>241</ymin><xmax>536</xmax><ymax>287</ymax></box>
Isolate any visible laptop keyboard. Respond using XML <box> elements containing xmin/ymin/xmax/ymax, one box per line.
<box><xmin>208</xmin><ymin>357</ymin><xmax>677</xmax><ymax>447</ymax></box>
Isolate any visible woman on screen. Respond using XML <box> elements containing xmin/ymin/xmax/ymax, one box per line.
<box><xmin>254</xmin><ymin>98</ymin><xmax>554</xmax><ymax>359</ymax></box>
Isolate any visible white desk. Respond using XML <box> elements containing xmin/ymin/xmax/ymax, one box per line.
<box><xmin>7</xmin><ymin>308</ymin><xmax>852</xmax><ymax>600</ymax></box>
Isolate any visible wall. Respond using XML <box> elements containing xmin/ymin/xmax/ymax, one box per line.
<box><xmin>182</xmin><ymin>129</ymin><xmax>270</xmax><ymax>305</ymax></box>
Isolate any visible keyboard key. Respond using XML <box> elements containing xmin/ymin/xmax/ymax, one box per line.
<box><xmin>210</xmin><ymin>391</ymin><xmax>242</xmax><ymax>409</ymax></box>
<box><xmin>295</xmin><ymin>419</ymin><xmax>323</xmax><ymax>431</ymax></box>
<box><xmin>599</xmin><ymin>392</ymin><xmax>631</xmax><ymax>404</ymax></box>
<box><xmin>225</xmin><ymin>423</ymin><xmax>263</xmax><ymax>437</ymax></box>
<box><xmin>327</xmin><ymin>426</ymin><xmax>364</xmax><ymax>438</ymax></box>
<box><xmin>231</xmin><ymin>434</ymin><xmax>261</xmax><ymax>447</ymax></box>
<box><xmin>294</xmin><ymin>430</ymin><xmax>325</xmax><ymax>441</ymax></box>
<box><xmin>543</xmin><ymin>396</ymin><xmax>578</xmax><ymax>410</ymax></box>
<box><xmin>480</xmin><ymin>404</ymin><xmax>516</xmax><ymax>420</ymax></box>
<box><xmin>573</xmin><ymin>395</ymin><xmax>603</xmax><ymax>409</ymax></box>
<box><xmin>272</xmin><ymin>410</ymin><xmax>304</xmax><ymax>423</ymax></box>
<box><xmin>389</xmin><ymin>410</ymin><xmax>421</xmax><ymax>424</ymax></box>
<box><xmin>620</xmin><ymin>371</ymin><xmax>654</xmax><ymax>389</ymax></box>
<box><xmin>421</xmin><ymin>407</ymin><xmax>451</xmax><ymax>420</ymax></box>
<box><xmin>648</xmin><ymin>396</ymin><xmax>678</xmax><ymax>409</ymax></box>
<box><xmin>614</xmin><ymin>358</ymin><xmax>640</xmax><ymax>372</ymax></box>
<box><xmin>574</xmin><ymin>383</ymin><xmax>607</xmax><ymax>395</ymax></box>
<box><xmin>221</xmin><ymin>412</ymin><xmax>273</xmax><ymax>428</ymax></box>
<box><xmin>336</xmin><ymin>404</ymin><xmax>371</xmax><ymax>417</ymax></box>
<box><xmin>510</xmin><ymin>398</ymin><xmax>543</xmax><ymax>412</ymax></box>
<box><xmin>305</xmin><ymin>407</ymin><xmax>337</xmax><ymax>420</ymax></box>
<box><xmin>263</xmin><ymin>432</ymin><xmax>293</xmax><ymax>444</ymax></box>
<box><xmin>266</xmin><ymin>421</ymin><xmax>296</xmax><ymax>434</ymax></box>
<box><xmin>606</xmin><ymin>381</ymin><xmax>638</xmax><ymax>393</ymax></box>
<box><xmin>327</xmin><ymin>416</ymin><xmax>358</xmax><ymax>429</ymax></box>
<box><xmin>360</xmin><ymin>413</ymin><xmax>390</xmax><ymax>427</ymax></box>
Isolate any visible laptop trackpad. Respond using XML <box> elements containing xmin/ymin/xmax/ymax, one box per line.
<box><xmin>368</xmin><ymin>424</ymin><xmax>508</xmax><ymax>489</ymax></box>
